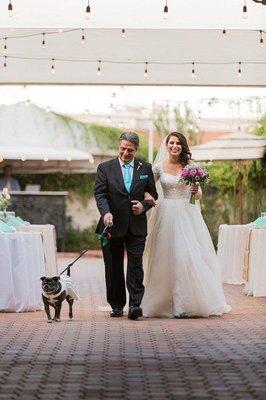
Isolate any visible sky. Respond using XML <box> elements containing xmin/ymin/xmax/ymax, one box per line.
<box><xmin>0</xmin><ymin>85</ymin><xmax>265</xmax><ymax>120</ymax></box>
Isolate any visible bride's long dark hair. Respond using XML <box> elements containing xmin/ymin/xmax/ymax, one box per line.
<box><xmin>165</xmin><ymin>132</ymin><xmax>192</xmax><ymax>166</ymax></box>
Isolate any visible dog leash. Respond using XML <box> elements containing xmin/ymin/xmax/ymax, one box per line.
<box><xmin>97</xmin><ymin>221</ymin><xmax>113</xmax><ymax>247</ymax></box>
<box><xmin>59</xmin><ymin>221</ymin><xmax>113</xmax><ymax>275</ymax></box>
<box><xmin>59</xmin><ymin>248</ymin><xmax>90</xmax><ymax>276</ymax></box>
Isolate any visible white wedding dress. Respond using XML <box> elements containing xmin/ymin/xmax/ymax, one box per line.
<box><xmin>142</xmin><ymin>162</ymin><xmax>231</xmax><ymax>318</ymax></box>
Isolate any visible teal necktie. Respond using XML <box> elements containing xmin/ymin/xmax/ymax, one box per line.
<box><xmin>123</xmin><ymin>163</ymin><xmax>132</xmax><ymax>192</ymax></box>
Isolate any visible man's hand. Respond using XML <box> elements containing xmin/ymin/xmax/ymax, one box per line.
<box><xmin>144</xmin><ymin>192</ymin><xmax>157</xmax><ymax>207</ymax></box>
<box><xmin>131</xmin><ymin>200</ymin><xmax>144</xmax><ymax>215</ymax></box>
<box><xmin>103</xmin><ymin>213</ymin><xmax>113</xmax><ymax>227</ymax></box>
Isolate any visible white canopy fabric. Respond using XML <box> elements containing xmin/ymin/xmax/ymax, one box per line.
<box><xmin>191</xmin><ymin>132</ymin><xmax>266</xmax><ymax>161</ymax></box>
<box><xmin>0</xmin><ymin>102</ymin><xmax>114</xmax><ymax>173</ymax></box>
<box><xmin>0</xmin><ymin>1</ymin><xmax>265</xmax><ymax>86</ymax></box>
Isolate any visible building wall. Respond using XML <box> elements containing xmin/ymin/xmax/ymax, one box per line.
<box><xmin>66</xmin><ymin>194</ymin><xmax>99</xmax><ymax>229</ymax></box>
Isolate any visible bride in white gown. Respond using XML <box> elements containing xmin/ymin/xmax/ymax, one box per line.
<box><xmin>142</xmin><ymin>132</ymin><xmax>231</xmax><ymax>318</ymax></box>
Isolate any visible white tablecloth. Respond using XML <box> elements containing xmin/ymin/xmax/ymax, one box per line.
<box><xmin>217</xmin><ymin>224</ymin><xmax>251</xmax><ymax>284</ymax></box>
<box><xmin>217</xmin><ymin>224</ymin><xmax>266</xmax><ymax>297</ymax></box>
<box><xmin>16</xmin><ymin>225</ymin><xmax>58</xmax><ymax>276</ymax></box>
<box><xmin>243</xmin><ymin>229</ymin><xmax>266</xmax><ymax>297</ymax></box>
<box><xmin>0</xmin><ymin>232</ymin><xmax>45</xmax><ymax>312</ymax></box>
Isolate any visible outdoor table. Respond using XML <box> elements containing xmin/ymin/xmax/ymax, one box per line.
<box><xmin>0</xmin><ymin>232</ymin><xmax>45</xmax><ymax>312</ymax></box>
<box><xmin>217</xmin><ymin>224</ymin><xmax>251</xmax><ymax>284</ymax></box>
<box><xmin>16</xmin><ymin>225</ymin><xmax>58</xmax><ymax>276</ymax></box>
<box><xmin>243</xmin><ymin>228</ymin><xmax>266</xmax><ymax>297</ymax></box>
<box><xmin>217</xmin><ymin>224</ymin><xmax>266</xmax><ymax>297</ymax></box>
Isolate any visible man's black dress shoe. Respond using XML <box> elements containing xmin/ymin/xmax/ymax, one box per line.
<box><xmin>128</xmin><ymin>306</ymin><xmax>143</xmax><ymax>320</ymax></box>
<box><xmin>110</xmin><ymin>308</ymin><xmax>123</xmax><ymax>317</ymax></box>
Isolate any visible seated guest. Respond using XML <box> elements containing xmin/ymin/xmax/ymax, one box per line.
<box><xmin>0</xmin><ymin>165</ymin><xmax>21</xmax><ymax>191</ymax></box>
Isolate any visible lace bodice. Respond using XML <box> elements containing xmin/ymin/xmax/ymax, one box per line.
<box><xmin>153</xmin><ymin>162</ymin><xmax>191</xmax><ymax>199</ymax></box>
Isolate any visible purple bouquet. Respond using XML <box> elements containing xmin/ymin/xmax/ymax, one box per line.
<box><xmin>180</xmin><ymin>164</ymin><xmax>209</xmax><ymax>204</ymax></box>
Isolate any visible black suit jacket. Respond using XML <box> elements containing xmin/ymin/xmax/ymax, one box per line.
<box><xmin>94</xmin><ymin>157</ymin><xmax>158</xmax><ymax>238</ymax></box>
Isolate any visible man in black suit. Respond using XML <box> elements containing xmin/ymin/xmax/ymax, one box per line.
<box><xmin>94</xmin><ymin>132</ymin><xmax>158</xmax><ymax>320</ymax></box>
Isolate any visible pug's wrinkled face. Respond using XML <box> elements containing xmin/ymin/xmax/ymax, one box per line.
<box><xmin>40</xmin><ymin>276</ymin><xmax>60</xmax><ymax>294</ymax></box>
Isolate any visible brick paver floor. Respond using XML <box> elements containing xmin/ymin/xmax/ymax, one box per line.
<box><xmin>0</xmin><ymin>255</ymin><xmax>265</xmax><ymax>400</ymax></box>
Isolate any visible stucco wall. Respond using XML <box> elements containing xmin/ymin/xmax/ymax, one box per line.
<box><xmin>66</xmin><ymin>194</ymin><xmax>99</xmax><ymax>229</ymax></box>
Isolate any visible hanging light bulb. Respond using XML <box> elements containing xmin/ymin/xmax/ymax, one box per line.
<box><xmin>51</xmin><ymin>58</ymin><xmax>55</xmax><ymax>74</ymax></box>
<box><xmin>25</xmin><ymin>99</ymin><xmax>30</xmax><ymax>106</ymax></box>
<box><xmin>81</xmin><ymin>29</ymin><xmax>85</xmax><ymax>44</ymax></box>
<box><xmin>238</xmin><ymin>62</ymin><xmax>242</xmax><ymax>77</ymax></box>
<box><xmin>242</xmin><ymin>1</ymin><xmax>248</xmax><ymax>19</ymax></box>
<box><xmin>3</xmin><ymin>38</ymin><xmax>7</xmax><ymax>55</ymax></box>
<box><xmin>58</xmin><ymin>28</ymin><xmax>63</xmax><ymax>33</ymax></box>
<box><xmin>259</xmin><ymin>30</ymin><xmax>264</xmax><ymax>47</ymax></box>
<box><xmin>163</xmin><ymin>1</ymin><xmax>169</xmax><ymax>19</ymax></box>
<box><xmin>42</xmin><ymin>33</ymin><xmax>46</xmax><ymax>48</ymax></box>
<box><xmin>191</xmin><ymin>62</ymin><xmax>196</xmax><ymax>78</ymax></box>
<box><xmin>85</xmin><ymin>1</ymin><xmax>91</xmax><ymax>19</ymax></box>
<box><xmin>46</xmin><ymin>106</ymin><xmax>51</xmax><ymax>113</ymax></box>
<box><xmin>122</xmin><ymin>28</ymin><xmax>126</xmax><ymax>38</ymax></box>
<box><xmin>3</xmin><ymin>56</ymin><xmax>7</xmax><ymax>71</ymax></box>
<box><xmin>10</xmin><ymin>28</ymin><xmax>15</xmax><ymax>32</ymax></box>
<box><xmin>8</xmin><ymin>1</ymin><xmax>13</xmax><ymax>17</ymax></box>
<box><xmin>222</xmin><ymin>29</ymin><xmax>226</xmax><ymax>37</ymax></box>
<box><xmin>97</xmin><ymin>60</ymin><xmax>102</xmax><ymax>76</ymax></box>
<box><xmin>144</xmin><ymin>62</ymin><xmax>148</xmax><ymax>78</ymax></box>
<box><xmin>21</xmin><ymin>156</ymin><xmax>26</xmax><ymax>162</ymax></box>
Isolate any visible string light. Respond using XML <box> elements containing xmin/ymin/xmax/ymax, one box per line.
<box><xmin>58</xmin><ymin>29</ymin><xmax>63</xmax><ymax>33</ymax></box>
<box><xmin>43</xmin><ymin>157</ymin><xmax>49</xmax><ymax>162</ymax></box>
<box><xmin>122</xmin><ymin>29</ymin><xmax>126</xmax><ymax>38</ymax></box>
<box><xmin>163</xmin><ymin>1</ymin><xmax>169</xmax><ymax>19</ymax></box>
<box><xmin>144</xmin><ymin>62</ymin><xmax>148</xmax><ymax>78</ymax></box>
<box><xmin>97</xmin><ymin>60</ymin><xmax>101</xmax><ymax>76</ymax></box>
<box><xmin>242</xmin><ymin>1</ymin><xmax>248</xmax><ymax>19</ymax></box>
<box><xmin>222</xmin><ymin>29</ymin><xmax>226</xmax><ymax>37</ymax></box>
<box><xmin>8</xmin><ymin>1</ymin><xmax>13</xmax><ymax>17</ymax></box>
<box><xmin>85</xmin><ymin>1</ymin><xmax>91</xmax><ymax>19</ymax></box>
<box><xmin>81</xmin><ymin>29</ymin><xmax>85</xmax><ymax>44</ymax></box>
<box><xmin>3</xmin><ymin>38</ymin><xmax>7</xmax><ymax>54</ymax></box>
<box><xmin>259</xmin><ymin>30</ymin><xmax>264</xmax><ymax>47</ymax></box>
<box><xmin>191</xmin><ymin>62</ymin><xmax>195</xmax><ymax>78</ymax></box>
<box><xmin>51</xmin><ymin>58</ymin><xmax>55</xmax><ymax>74</ymax></box>
<box><xmin>3</xmin><ymin>56</ymin><xmax>7</xmax><ymax>71</ymax></box>
<box><xmin>238</xmin><ymin>61</ymin><xmax>242</xmax><ymax>77</ymax></box>
<box><xmin>21</xmin><ymin>156</ymin><xmax>26</xmax><ymax>162</ymax></box>
<box><xmin>42</xmin><ymin>33</ymin><xmax>46</xmax><ymax>48</ymax></box>
<box><xmin>10</xmin><ymin>28</ymin><xmax>15</xmax><ymax>32</ymax></box>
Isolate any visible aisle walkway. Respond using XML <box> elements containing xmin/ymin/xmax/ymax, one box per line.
<box><xmin>0</xmin><ymin>255</ymin><xmax>265</xmax><ymax>400</ymax></box>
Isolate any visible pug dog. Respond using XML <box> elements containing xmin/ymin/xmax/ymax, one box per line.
<box><xmin>41</xmin><ymin>273</ymin><xmax>79</xmax><ymax>323</ymax></box>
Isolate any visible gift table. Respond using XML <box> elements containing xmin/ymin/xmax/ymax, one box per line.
<box><xmin>0</xmin><ymin>232</ymin><xmax>45</xmax><ymax>312</ymax></box>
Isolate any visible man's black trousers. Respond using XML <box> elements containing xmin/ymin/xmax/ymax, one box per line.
<box><xmin>102</xmin><ymin>228</ymin><xmax>146</xmax><ymax>310</ymax></box>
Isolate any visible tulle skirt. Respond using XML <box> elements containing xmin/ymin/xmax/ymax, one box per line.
<box><xmin>142</xmin><ymin>198</ymin><xmax>231</xmax><ymax>318</ymax></box>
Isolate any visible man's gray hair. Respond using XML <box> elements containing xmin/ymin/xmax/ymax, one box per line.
<box><xmin>119</xmin><ymin>131</ymin><xmax>139</xmax><ymax>149</ymax></box>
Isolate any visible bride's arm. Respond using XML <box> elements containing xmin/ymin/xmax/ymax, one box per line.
<box><xmin>190</xmin><ymin>183</ymin><xmax>202</xmax><ymax>200</ymax></box>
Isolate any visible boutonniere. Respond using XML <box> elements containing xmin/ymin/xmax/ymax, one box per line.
<box><xmin>137</xmin><ymin>162</ymin><xmax>143</xmax><ymax>171</ymax></box>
